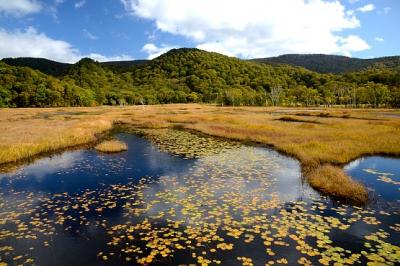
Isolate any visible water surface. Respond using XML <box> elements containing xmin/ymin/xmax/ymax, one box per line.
<box><xmin>345</xmin><ymin>156</ymin><xmax>400</xmax><ymax>203</ymax></box>
<box><xmin>0</xmin><ymin>132</ymin><xmax>399</xmax><ymax>265</ymax></box>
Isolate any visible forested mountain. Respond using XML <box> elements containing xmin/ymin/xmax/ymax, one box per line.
<box><xmin>252</xmin><ymin>54</ymin><xmax>400</xmax><ymax>74</ymax></box>
<box><xmin>1</xmin><ymin>57</ymin><xmax>148</xmax><ymax>76</ymax></box>
<box><xmin>129</xmin><ymin>48</ymin><xmax>330</xmax><ymax>105</ymax></box>
<box><xmin>1</xmin><ymin>57</ymin><xmax>71</xmax><ymax>77</ymax></box>
<box><xmin>101</xmin><ymin>60</ymin><xmax>149</xmax><ymax>73</ymax></box>
<box><xmin>0</xmin><ymin>48</ymin><xmax>399</xmax><ymax>107</ymax></box>
<box><xmin>0</xmin><ymin>62</ymin><xmax>95</xmax><ymax>107</ymax></box>
<box><xmin>3</xmin><ymin>52</ymin><xmax>399</xmax><ymax>76</ymax></box>
<box><xmin>62</xmin><ymin>58</ymin><xmax>139</xmax><ymax>105</ymax></box>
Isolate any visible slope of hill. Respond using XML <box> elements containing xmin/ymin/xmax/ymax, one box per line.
<box><xmin>63</xmin><ymin>58</ymin><xmax>137</xmax><ymax>105</ymax></box>
<box><xmin>101</xmin><ymin>60</ymin><xmax>149</xmax><ymax>73</ymax></box>
<box><xmin>130</xmin><ymin>48</ymin><xmax>321</xmax><ymax>104</ymax></box>
<box><xmin>1</xmin><ymin>57</ymin><xmax>71</xmax><ymax>77</ymax></box>
<box><xmin>0</xmin><ymin>61</ymin><xmax>95</xmax><ymax>107</ymax></box>
<box><xmin>252</xmin><ymin>54</ymin><xmax>400</xmax><ymax>74</ymax></box>
<box><xmin>1</xmin><ymin>57</ymin><xmax>149</xmax><ymax>76</ymax></box>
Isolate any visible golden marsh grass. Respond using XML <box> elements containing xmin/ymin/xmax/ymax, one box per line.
<box><xmin>307</xmin><ymin>165</ymin><xmax>368</xmax><ymax>204</ymax></box>
<box><xmin>95</xmin><ymin>140</ymin><xmax>127</xmax><ymax>153</ymax></box>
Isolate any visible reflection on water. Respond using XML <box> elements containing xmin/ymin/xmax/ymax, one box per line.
<box><xmin>0</xmin><ymin>133</ymin><xmax>399</xmax><ymax>265</ymax></box>
<box><xmin>0</xmin><ymin>134</ymin><xmax>195</xmax><ymax>194</ymax></box>
<box><xmin>344</xmin><ymin>156</ymin><xmax>400</xmax><ymax>203</ymax></box>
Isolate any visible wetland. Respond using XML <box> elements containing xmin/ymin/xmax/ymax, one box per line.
<box><xmin>0</xmin><ymin>129</ymin><xmax>399</xmax><ymax>265</ymax></box>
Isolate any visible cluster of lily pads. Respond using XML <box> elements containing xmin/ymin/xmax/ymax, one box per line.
<box><xmin>103</xmin><ymin>147</ymin><xmax>400</xmax><ymax>265</ymax></box>
<box><xmin>134</xmin><ymin>128</ymin><xmax>242</xmax><ymax>158</ymax></box>
<box><xmin>363</xmin><ymin>168</ymin><xmax>400</xmax><ymax>188</ymax></box>
<box><xmin>0</xmin><ymin>131</ymin><xmax>399</xmax><ymax>265</ymax></box>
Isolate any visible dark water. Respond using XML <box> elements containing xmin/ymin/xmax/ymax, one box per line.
<box><xmin>344</xmin><ymin>156</ymin><xmax>400</xmax><ymax>203</ymax></box>
<box><xmin>0</xmin><ymin>134</ymin><xmax>195</xmax><ymax>194</ymax></box>
<box><xmin>0</xmin><ymin>133</ymin><xmax>399</xmax><ymax>266</ymax></box>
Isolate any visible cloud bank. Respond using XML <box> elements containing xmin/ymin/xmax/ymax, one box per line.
<box><xmin>0</xmin><ymin>0</ymin><xmax>41</xmax><ymax>16</ymax></box>
<box><xmin>122</xmin><ymin>0</ymin><xmax>370</xmax><ymax>58</ymax></box>
<box><xmin>0</xmin><ymin>27</ymin><xmax>133</xmax><ymax>63</ymax></box>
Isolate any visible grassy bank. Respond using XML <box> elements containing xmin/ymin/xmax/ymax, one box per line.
<box><xmin>0</xmin><ymin>108</ymin><xmax>113</xmax><ymax>164</ymax></box>
<box><xmin>307</xmin><ymin>165</ymin><xmax>368</xmax><ymax>204</ymax></box>
<box><xmin>1</xmin><ymin>105</ymin><xmax>399</xmax><ymax>203</ymax></box>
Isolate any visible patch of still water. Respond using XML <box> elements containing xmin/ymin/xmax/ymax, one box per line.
<box><xmin>0</xmin><ymin>133</ymin><xmax>399</xmax><ymax>265</ymax></box>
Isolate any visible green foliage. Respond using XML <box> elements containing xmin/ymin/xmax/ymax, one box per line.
<box><xmin>0</xmin><ymin>49</ymin><xmax>399</xmax><ymax>108</ymax></box>
<box><xmin>253</xmin><ymin>54</ymin><xmax>400</xmax><ymax>74</ymax></box>
<box><xmin>0</xmin><ymin>62</ymin><xmax>95</xmax><ymax>107</ymax></box>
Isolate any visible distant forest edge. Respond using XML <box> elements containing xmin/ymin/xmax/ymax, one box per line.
<box><xmin>1</xmin><ymin>48</ymin><xmax>399</xmax><ymax>108</ymax></box>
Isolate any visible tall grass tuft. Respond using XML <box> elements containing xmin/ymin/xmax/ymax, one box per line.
<box><xmin>95</xmin><ymin>140</ymin><xmax>127</xmax><ymax>153</ymax></box>
<box><xmin>307</xmin><ymin>165</ymin><xmax>368</xmax><ymax>204</ymax></box>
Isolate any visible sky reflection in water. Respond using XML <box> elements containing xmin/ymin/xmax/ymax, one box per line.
<box><xmin>0</xmin><ymin>133</ymin><xmax>398</xmax><ymax>265</ymax></box>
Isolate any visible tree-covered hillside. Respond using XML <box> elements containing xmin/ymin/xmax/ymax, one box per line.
<box><xmin>1</xmin><ymin>57</ymin><xmax>148</xmax><ymax>76</ymax></box>
<box><xmin>130</xmin><ymin>48</ymin><xmax>332</xmax><ymax>105</ymax></box>
<box><xmin>0</xmin><ymin>48</ymin><xmax>399</xmax><ymax>107</ymax></box>
<box><xmin>101</xmin><ymin>60</ymin><xmax>148</xmax><ymax>73</ymax></box>
<box><xmin>0</xmin><ymin>62</ymin><xmax>95</xmax><ymax>107</ymax></box>
<box><xmin>252</xmin><ymin>54</ymin><xmax>400</xmax><ymax>74</ymax></box>
<box><xmin>2</xmin><ymin>57</ymin><xmax>71</xmax><ymax>77</ymax></box>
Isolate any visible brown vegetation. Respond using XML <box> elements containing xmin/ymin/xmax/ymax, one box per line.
<box><xmin>1</xmin><ymin>104</ymin><xmax>400</xmax><ymax>203</ymax></box>
<box><xmin>0</xmin><ymin>108</ymin><xmax>112</xmax><ymax>164</ymax></box>
<box><xmin>95</xmin><ymin>140</ymin><xmax>127</xmax><ymax>153</ymax></box>
<box><xmin>307</xmin><ymin>165</ymin><xmax>368</xmax><ymax>204</ymax></box>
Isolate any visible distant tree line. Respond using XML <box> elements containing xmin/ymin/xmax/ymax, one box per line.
<box><xmin>1</xmin><ymin>48</ymin><xmax>399</xmax><ymax>108</ymax></box>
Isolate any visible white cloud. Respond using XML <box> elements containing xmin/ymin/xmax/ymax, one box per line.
<box><xmin>74</xmin><ymin>0</ymin><xmax>86</xmax><ymax>9</ymax></box>
<box><xmin>82</xmin><ymin>29</ymin><xmax>98</xmax><ymax>40</ymax></box>
<box><xmin>374</xmin><ymin>37</ymin><xmax>384</xmax><ymax>42</ymax></box>
<box><xmin>85</xmin><ymin>53</ymin><xmax>134</xmax><ymax>62</ymax></box>
<box><xmin>357</xmin><ymin>4</ymin><xmax>375</xmax><ymax>13</ymax></box>
<box><xmin>337</xmin><ymin>35</ymin><xmax>370</xmax><ymax>56</ymax></box>
<box><xmin>0</xmin><ymin>27</ymin><xmax>133</xmax><ymax>63</ymax></box>
<box><xmin>141</xmin><ymin>43</ymin><xmax>177</xmax><ymax>59</ymax></box>
<box><xmin>0</xmin><ymin>0</ymin><xmax>41</xmax><ymax>16</ymax></box>
<box><xmin>123</xmin><ymin>0</ymin><xmax>369</xmax><ymax>58</ymax></box>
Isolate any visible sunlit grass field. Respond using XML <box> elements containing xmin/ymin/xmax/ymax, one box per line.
<box><xmin>1</xmin><ymin>104</ymin><xmax>399</xmax><ymax>203</ymax></box>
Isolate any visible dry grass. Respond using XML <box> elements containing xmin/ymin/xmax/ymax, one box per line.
<box><xmin>1</xmin><ymin>104</ymin><xmax>399</xmax><ymax>203</ymax></box>
<box><xmin>0</xmin><ymin>108</ymin><xmax>113</xmax><ymax>164</ymax></box>
<box><xmin>95</xmin><ymin>140</ymin><xmax>127</xmax><ymax>153</ymax></box>
<box><xmin>308</xmin><ymin>165</ymin><xmax>368</xmax><ymax>204</ymax></box>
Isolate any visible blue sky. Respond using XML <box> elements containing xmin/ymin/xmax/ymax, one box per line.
<box><xmin>0</xmin><ymin>0</ymin><xmax>398</xmax><ymax>62</ymax></box>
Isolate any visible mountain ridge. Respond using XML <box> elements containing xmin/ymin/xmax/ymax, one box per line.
<box><xmin>251</xmin><ymin>54</ymin><xmax>400</xmax><ymax>74</ymax></box>
<box><xmin>2</xmin><ymin>50</ymin><xmax>399</xmax><ymax>76</ymax></box>
<box><xmin>1</xmin><ymin>57</ymin><xmax>149</xmax><ymax>76</ymax></box>
<box><xmin>1</xmin><ymin>48</ymin><xmax>399</xmax><ymax>108</ymax></box>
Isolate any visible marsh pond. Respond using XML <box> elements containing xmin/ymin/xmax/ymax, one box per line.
<box><xmin>0</xmin><ymin>130</ymin><xmax>399</xmax><ymax>265</ymax></box>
